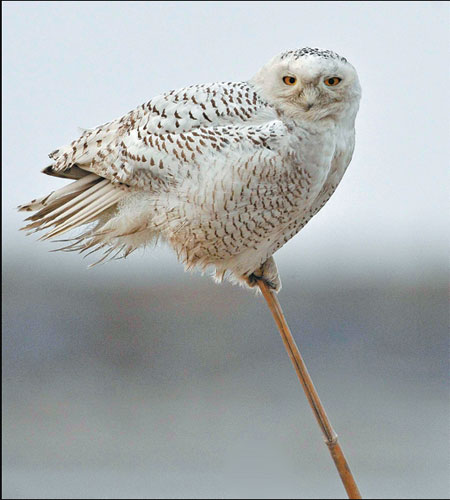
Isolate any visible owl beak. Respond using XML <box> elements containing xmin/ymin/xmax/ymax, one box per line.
<box><xmin>300</xmin><ymin>87</ymin><xmax>318</xmax><ymax>111</ymax></box>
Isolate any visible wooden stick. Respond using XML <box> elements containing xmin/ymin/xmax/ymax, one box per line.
<box><xmin>257</xmin><ymin>280</ymin><xmax>362</xmax><ymax>499</ymax></box>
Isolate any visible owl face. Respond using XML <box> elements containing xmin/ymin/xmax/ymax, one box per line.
<box><xmin>252</xmin><ymin>48</ymin><xmax>361</xmax><ymax>122</ymax></box>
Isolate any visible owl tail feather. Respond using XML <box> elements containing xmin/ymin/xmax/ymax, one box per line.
<box><xmin>18</xmin><ymin>172</ymin><xmax>126</xmax><ymax>242</ymax></box>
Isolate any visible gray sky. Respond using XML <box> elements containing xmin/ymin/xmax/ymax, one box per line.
<box><xmin>3</xmin><ymin>1</ymin><xmax>449</xmax><ymax>287</ymax></box>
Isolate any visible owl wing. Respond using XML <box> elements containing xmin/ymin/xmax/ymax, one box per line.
<box><xmin>47</xmin><ymin>81</ymin><xmax>279</xmax><ymax>187</ymax></box>
<box><xmin>19</xmin><ymin>81</ymin><xmax>288</xmax><ymax>242</ymax></box>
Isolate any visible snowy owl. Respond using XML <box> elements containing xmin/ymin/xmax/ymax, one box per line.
<box><xmin>19</xmin><ymin>47</ymin><xmax>361</xmax><ymax>292</ymax></box>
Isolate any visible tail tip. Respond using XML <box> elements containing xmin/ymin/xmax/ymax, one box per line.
<box><xmin>41</xmin><ymin>165</ymin><xmax>56</xmax><ymax>176</ymax></box>
<box><xmin>17</xmin><ymin>204</ymin><xmax>33</xmax><ymax>212</ymax></box>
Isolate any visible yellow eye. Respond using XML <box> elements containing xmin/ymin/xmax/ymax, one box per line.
<box><xmin>324</xmin><ymin>77</ymin><xmax>341</xmax><ymax>86</ymax></box>
<box><xmin>283</xmin><ymin>76</ymin><xmax>297</xmax><ymax>86</ymax></box>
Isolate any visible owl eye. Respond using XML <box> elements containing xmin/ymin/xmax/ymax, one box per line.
<box><xmin>283</xmin><ymin>76</ymin><xmax>297</xmax><ymax>86</ymax></box>
<box><xmin>324</xmin><ymin>77</ymin><xmax>342</xmax><ymax>87</ymax></box>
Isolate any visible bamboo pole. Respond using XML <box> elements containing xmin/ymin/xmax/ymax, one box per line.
<box><xmin>257</xmin><ymin>279</ymin><xmax>362</xmax><ymax>499</ymax></box>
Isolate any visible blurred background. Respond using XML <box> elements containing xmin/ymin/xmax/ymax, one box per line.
<box><xmin>3</xmin><ymin>2</ymin><xmax>449</xmax><ymax>498</ymax></box>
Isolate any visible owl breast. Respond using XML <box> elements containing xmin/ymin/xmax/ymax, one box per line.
<box><xmin>157</xmin><ymin>123</ymin><xmax>344</xmax><ymax>277</ymax></box>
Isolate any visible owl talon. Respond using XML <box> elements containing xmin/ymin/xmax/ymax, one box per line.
<box><xmin>244</xmin><ymin>256</ymin><xmax>281</xmax><ymax>292</ymax></box>
<box><xmin>247</xmin><ymin>273</ymin><xmax>278</xmax><ymax>291</ymax></box>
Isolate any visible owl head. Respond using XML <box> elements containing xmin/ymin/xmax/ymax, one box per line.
<box><xmin>251</xmin><ymin>48</ymin><xmax>361</xmax><ymax>122</ymax></box>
